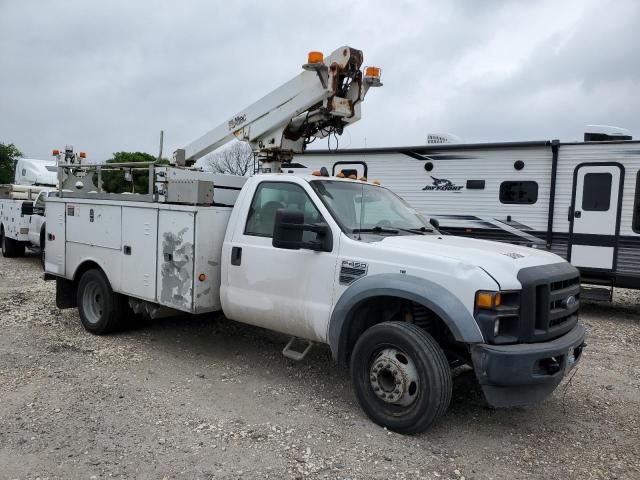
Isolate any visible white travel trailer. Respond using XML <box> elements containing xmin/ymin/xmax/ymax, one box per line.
<box><xmin>293</xmin><ymin>135</ymin><xmax>640</xmax><ymax>298</ymax></box>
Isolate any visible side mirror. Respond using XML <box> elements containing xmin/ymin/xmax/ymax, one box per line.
<box><xmin>272</xmin><ymin>209</ymin><xmax>333</xmax><ymax>252</ymax></box>
<box><xmin>273</xmin><ymin>209</ymin><xmax>304</xmax><ymax>250</ymax></box>
<box><xmin>429</xmin><ymin>217</ymin><xmax>440</xmax><ymax>230</ymax></box>
<box><xmin>21</xmin><ymin>201</ymin><xmax>34</xmax><ymax>216</ymax></box>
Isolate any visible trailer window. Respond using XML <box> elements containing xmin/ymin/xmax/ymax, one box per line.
<box><xmin>245</xmin><ymin>182</ymin><xmax>324</xmax><ymax>242</ymax></box>
<box><xmin>499</xmin><ymin>181</ymin><xmax>538</xmax><ymax>204</ymax></box>
<box><xmin>582</xmin><ymin>173</ymin><xmax>612</xmax><ymax>211</ymax></box>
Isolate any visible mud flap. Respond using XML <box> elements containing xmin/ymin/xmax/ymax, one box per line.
<box><xmin>56</xmin><ymin>277</ymin><xmax>77</xmax><ymax>309</ymax></box>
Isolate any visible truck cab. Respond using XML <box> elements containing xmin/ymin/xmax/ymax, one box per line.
<box><xmin>221</xmin><ymin>173</ymin><xmax>584</xmax><ymax>429</ymax></box>
<box><xmin>26</xmin><ymin>189</ymin><xmax>49</xmax><ymax>248</ymax></box>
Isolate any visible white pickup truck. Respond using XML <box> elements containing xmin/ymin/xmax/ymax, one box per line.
<box><xmin>44</xmin><ymin>46</ymin><xmax>584</xmax><ymax>433</ymax></box>
<box><xmin>1</xmin><ymin>158</ymin><xmax>56</xmax><ymax>260</ymax></box>
<box><xmin>45</xmin><ymin>165</ymin><xmax>584</xmax><ymax>433</ymax></box>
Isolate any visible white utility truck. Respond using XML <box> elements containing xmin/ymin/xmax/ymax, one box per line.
<box><xmin>44</xmin><ymin>46</ymin><xmax>584</xmax><ymax>433</ymax></box>
<box><xmin>0</xmin><ymin>157</ymin><xmax>58</xmax><ymax>259</ymax></box>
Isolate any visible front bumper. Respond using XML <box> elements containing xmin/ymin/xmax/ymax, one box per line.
<box><xmin>470</xmin><ymin>323</ymin><xmax>585</xmax><ymax>407</ymax></box>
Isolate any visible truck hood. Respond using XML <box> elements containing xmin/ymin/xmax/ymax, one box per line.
<box><xmin>379</xmin><ymin>234</ymin><xmax>566</xmax><ymax>290</ymax></box>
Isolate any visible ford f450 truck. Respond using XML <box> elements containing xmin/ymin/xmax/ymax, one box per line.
<box><xmin>44</xmin><ymin>46</ymin><xmax>584</xmax><ymax>433</ymax></box>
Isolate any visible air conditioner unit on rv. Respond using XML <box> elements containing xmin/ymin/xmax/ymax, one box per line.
<box><xmin>584</xmin><ymin>125</ymin><xmax>632</xmax><ymax>142</ymax></box>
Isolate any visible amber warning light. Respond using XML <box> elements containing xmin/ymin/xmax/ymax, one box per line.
<box><xmin>365</xmin><ymin>66</ymin><xmax>381</xmax><ymax>78</ymax></box>
<box><xmin>307</xmin><ymin>51</ymin><xmax>324</xmax><ymax>64</ymax></box>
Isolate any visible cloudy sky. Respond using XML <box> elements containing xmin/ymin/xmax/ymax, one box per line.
<box><xmin>1</xmin><ymin>0</ymin><xmax>639</xmax><ymax>161</ymax></box>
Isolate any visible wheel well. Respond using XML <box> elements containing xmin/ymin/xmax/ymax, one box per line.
<box><xmin>73</xmin><ymin>261</ymin><xmax>103</xmax><ymax>285</ymax></box>
<box><xmin>341</xmin><ymin>296</ymin><xmax>462</xmax><ymax>365</ymax></box>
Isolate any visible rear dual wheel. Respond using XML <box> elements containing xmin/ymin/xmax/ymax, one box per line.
<box><xmin>77</xmin><ymin>269</ymin><xmax>127</xmax><ymax>334</ymax></box>
<box><xmin>350</xmin><ymin>321</ymin><xmax>452</xmax><ymax>434</ymax></box>
<box><xmin>1</xmin><ymin>227</ymin><xmax>26</xmax><ymax>258</ymax></box>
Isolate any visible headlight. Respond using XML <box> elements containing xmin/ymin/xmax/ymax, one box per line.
<box><xmin>474</xmin><ymin>290</ymin><xmax>521</xmax><ymax>344</ymax></box>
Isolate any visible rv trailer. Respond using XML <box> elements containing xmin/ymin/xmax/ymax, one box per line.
<box><xmin>293</xmin><ymin>137</ymin><xmax>640</xmax><ymax>298</ymax></box>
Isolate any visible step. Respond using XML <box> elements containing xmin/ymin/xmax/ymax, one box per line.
<box><xmin>581</xmin><ymin>285</ymin><xmax>613</xmax><ymax>302</ymax></box>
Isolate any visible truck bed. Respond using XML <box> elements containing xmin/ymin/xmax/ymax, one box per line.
<box><xmin>47</xmin><ymin>197</ymin><xmax>232</xmax><ymax>314</ymax></box>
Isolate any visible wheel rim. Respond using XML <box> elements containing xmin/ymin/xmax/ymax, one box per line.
<box><xmin>82</xmin><ymin>281</ymin><xmax>104</xmax><ymax>325</ymax></box>
<box><xmin>369</xmin><ymin>347</ymin><xmax>420</xmax><ymax>407</ymax></box>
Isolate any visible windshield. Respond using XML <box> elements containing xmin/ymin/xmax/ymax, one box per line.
<box><xmin>310</xmin><ymin>180</ymin><xmax>434</xmax><ymax>235</ymax></box>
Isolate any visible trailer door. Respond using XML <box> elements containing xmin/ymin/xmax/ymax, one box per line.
<box><xmin>569</xmin><ymin>164</ymin><xmax>623</xmax><ymax>271</ymax></box>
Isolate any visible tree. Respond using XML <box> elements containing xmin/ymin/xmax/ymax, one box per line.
<box><xmin>202</xmin><ymin>142</ymin><xmax>253</xmax><ymax>176</ymax></box>
<box><xmin>0</xmin><ymin>142</ymin><xmax>23</xmax><ymax>184</ymax></box>
<box><xmin>100</xmin><ymin>152</ymin><xmax>169</xmax><ymax>194</ymax></box>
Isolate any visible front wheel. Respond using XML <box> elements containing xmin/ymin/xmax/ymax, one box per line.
<box><xmin>350</xmin><ymin>321</ymin><xmax>452</xmax><ymax>434</ymax></box>
<box><xmin>77</xmin><ymin>268</ymin><xmax>125</xmax><ymax>334</ymax></box>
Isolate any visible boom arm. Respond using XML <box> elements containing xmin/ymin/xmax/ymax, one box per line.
<box><xmin>174</xmin><ymin>46</ymin><xmax>382</xmax><ymax>171</ymax></box>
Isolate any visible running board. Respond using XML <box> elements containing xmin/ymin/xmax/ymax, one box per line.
<box><xmin>282</xmin><ymin>337</ymin><xmax>313</xmax><ymax>361</ymax></box>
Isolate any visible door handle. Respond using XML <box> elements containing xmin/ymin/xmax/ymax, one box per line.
<box><xmin>574</xmin><ymin>211</ymin><xmax>582</xmax><ymax>218</ymax></box>
<box><xmin>231</xmin><ymin>246</ymin><xmax>242</xmax><ymax>266</ymax></box>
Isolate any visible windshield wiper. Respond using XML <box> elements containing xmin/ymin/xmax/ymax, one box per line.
<box><xmin>352</xmin><ymin>226</ymin><xmax>433</xmax><ymax>235</ymax></box>
<box><xmin>352</xmin><ymin>226</ymin><xmax>399</xmax><ymax>234</ymax></box>
<box><xmin>405</xmin><ymin>226</ymin><xmax>433</xmax><ymax>234</ymax></box>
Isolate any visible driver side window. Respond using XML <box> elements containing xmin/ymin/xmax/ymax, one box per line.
<box><xmin>245</xmin><ymin>182</ymin><xmax>325</xmax><ymax>241</ymax></box>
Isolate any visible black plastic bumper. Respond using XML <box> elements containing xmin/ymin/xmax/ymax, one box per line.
<box><xmin>470</xmin><ymin>323</ymin><xmax>585</xmax><ymax>407</ymax></box>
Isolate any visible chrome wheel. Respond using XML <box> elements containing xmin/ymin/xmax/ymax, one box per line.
<box><xmin>82</xmin><ymin>281</ymin><xmax>103</xmax><ymax>325</ymax></box>
<box><xmin>369</xmin><ymin>347</ymin><xmax>420</xmax><ymax>407</ymax></box>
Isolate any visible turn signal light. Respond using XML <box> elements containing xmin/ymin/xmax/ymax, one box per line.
<box><xmin>365</xmin><ymin>66</ymin><xmax>381</xmax><ymax>78</ymax></box>
<box><xmin>475</xmin><ymin>291</ymin><xmax>502</xmax><ymax>309</ymax></box>
<box><xmin>307</xmin><ymin>51</ymin><xmax>324</xmax><ymax>64</ymax></box>
<box><xmin>52</xmin><ymin>149</ymin><xmax>60</xmax><ymax>155</ymax></box>
<box><xmin>79</xmin><ymin>151</ymin><xmax>86</xmax><ymax>158</ymax></box>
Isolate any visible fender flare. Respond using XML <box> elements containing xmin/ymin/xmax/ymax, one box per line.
<box><xmin>327</xmin><ymin>273</ymin><xmax>484</xmax><ymax>364</ymax></box>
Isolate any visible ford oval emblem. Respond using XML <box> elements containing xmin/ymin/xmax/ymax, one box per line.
<box><xmin>563</xmin><ymin>295</ymin><xmax>577</xmax><ymax>308</ymax></box>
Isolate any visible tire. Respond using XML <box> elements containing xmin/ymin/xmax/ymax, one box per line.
<box><xmin>350</xmin><ymin>321</ymin><xmax>452</xmax><ymax>434</ymax></box>
<box><xmin>1</xmin><ymin>227</ymin><xmax>26</xmax><ymax>258</ymax></box>
<box><xmin>77</xmin><ymin>268</ymin><xmax>126</xmax><ymax>334</ymax></box>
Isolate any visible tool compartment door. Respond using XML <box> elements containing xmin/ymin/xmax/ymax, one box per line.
<box><xmin>121</xmin><ymin>207</ymin><xmax>158</xmax><ymax>301</ymax></box>
<box><xmin>44</xmin><ymin>201</ymin><xmax>66</xmax><ymax>275</ymax></box>
<box><xmin>157</xmin><ymin>209</ymin><xmax>195</xmax><ymax>312</ymax></box>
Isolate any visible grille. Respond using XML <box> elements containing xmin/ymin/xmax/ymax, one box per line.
<box><xmin>518</xmin><ymin>263</ymin><xmax>580</xmax><ymax>342</ymax></box>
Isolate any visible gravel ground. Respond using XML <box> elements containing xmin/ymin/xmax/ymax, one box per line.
<box><xmin>1</xmin><ymin>252</ymin><xmax>639</xmax><ymax>480</ymax></box>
